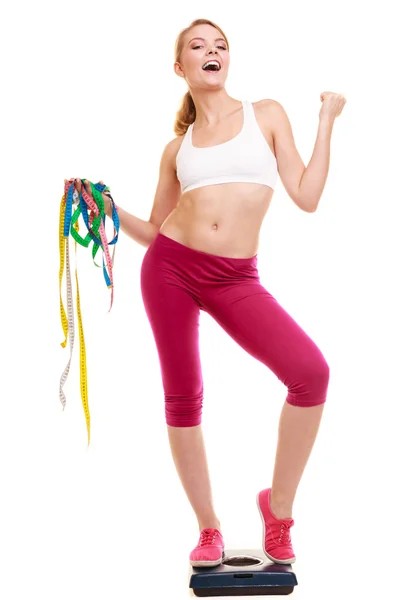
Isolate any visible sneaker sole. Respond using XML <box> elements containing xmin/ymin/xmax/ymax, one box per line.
<box><xmin>190</xmin><ymin>550</ymin><xmax>225</xmax><ymax>568</ymax></box>
<box><xmin>256</xmin><ymin>492</ymin><xmax>296</xmax><ymax>565</ymax></box>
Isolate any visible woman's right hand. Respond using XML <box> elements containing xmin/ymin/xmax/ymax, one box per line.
<box><xmin>65</xmin><ymin>178</ymin><xmax>112</xmax><ymax>217</ymax></box>
<box><xmin>98</xmin><ymin>180</ymin><xmax>112</xmax><ymax>217</ymax></box>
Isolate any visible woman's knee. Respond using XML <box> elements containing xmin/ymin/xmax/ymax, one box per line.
<box><xmin>286</xmin><ymin>354</ymin><xmax>330</xmax><ymax>408</ymax></box>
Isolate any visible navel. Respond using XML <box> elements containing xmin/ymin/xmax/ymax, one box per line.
<box><xmin>212</xmin><ymin>223</ymin><xmax>218</xmax><ymax>230</ymax></box>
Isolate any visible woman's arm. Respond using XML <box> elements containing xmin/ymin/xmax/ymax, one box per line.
<box><xmin>105</xmin><ymin>202</ymin><xmax>158</xmax><ymax>248</ymax></box>
<box><xmin>102</xmin><ymin>137</ymin><xmax>181</xmax><ymax>248</ymax></box>
<box><xmin>264</xmin><ymin>93</ymin><xmax>346</xmax><ymax>212</ymax></box>
<box><xmin>296</xmin><ymin>116</ymin><xmax>334</xmax><ymax>212</ymax></box>
<box><xmin>298</xmin><ymin>92</ymin><xmax>346</xmax><ymax>211</ymax></box>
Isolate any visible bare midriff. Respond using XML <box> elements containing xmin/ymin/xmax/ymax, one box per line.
<box><xmin>159</xmin><ymin>182</ymin><xmax>274</xmax><ymax>259</ymax></box>
<box><xmin>159</xmin><ymin>100</ymin><xmax>276</xmax><ymax>259</ymax></box>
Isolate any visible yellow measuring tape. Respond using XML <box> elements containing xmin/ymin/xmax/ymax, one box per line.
<box><xmin>59</xmin><ymin>179</ymin><xmax>119</xmax><ymax>446</ymax></box>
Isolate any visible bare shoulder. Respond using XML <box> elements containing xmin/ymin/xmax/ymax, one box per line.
<box><xmin>253</xmin><ymin>98</ymin><xmax>278</xmax><ymax>109</ymax></box>
<box><xmin>251</xmin><ymin>99</ymin><xmax>282</xmax><ymax>155</ymax></box>
<box><xmin>166</xmin><ymin>134</ymin><xmax>185</xmax><ymax>152</ymax></box>
<box><xmin>253</xmin><ymin>99</ymin><xmax>293</xmax><ymax>147</ymax></box>
<box><xmin>164</xmin><ymin>134</ymin><xmax>186</xmax><ymax>170</ymax></box>
<box><xmin>148</xmin><ymin>135</ymin><xmax>185</xmax><ymax>229</ymax></box>
<box><xmin>253</xmin><ymin>98</ymin><xmax>284</xmax><ymax>123</ymax></box>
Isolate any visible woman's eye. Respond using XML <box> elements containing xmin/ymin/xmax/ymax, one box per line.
<box><xmin>192</xmin><ymin>45</ymin><xmax>227</xmax><ymax>50</ymax></box>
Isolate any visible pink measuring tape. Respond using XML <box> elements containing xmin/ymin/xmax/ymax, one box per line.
<box><xmin>59</xmin><ymin>178</ymin><xmax>120</xmax><ymax>445</ymax></box>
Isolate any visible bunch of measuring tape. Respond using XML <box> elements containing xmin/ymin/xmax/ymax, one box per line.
<box><xmin>59</xmin><ymin>179</ymin><xmax>120</xmax><ymax>446</ymax></box>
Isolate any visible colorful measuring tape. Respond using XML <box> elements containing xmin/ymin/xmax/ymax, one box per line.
<box><xmin>59</xmin><ymin>179</ymin><xmax>120</xmax><ymax>446</ymax></box>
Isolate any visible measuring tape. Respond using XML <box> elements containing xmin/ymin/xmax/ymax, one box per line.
<box><xmin>59</xmin><ymin>179</ymin><xmax>120</xmax><ymax>446</ymax></box>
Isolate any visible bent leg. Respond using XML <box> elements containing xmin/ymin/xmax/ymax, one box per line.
<box><xmin>205</xmin><ymin>282</ymin><xmax>329</xmax><ymax>408</ymax></box>
<box><xmin>271</xmin><ymin>402</ymin><xmax>325</xmax><ymax>518</ymax></box>
<box><xmin>205</xmin><ymin>280</ymin><xmax>330</xmax><ymax>516</ymax></box>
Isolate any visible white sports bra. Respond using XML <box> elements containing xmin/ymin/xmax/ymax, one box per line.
<box><xmin>176</xmin><ymin>100</ymin><xmax>278</xmax><ymax>195</ymax></box>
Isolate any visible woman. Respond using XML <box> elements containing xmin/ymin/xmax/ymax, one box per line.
<box><xmin>78</xmin><ymin>18</ymin><xmax>345</xmax><ymax>568</ymax></box>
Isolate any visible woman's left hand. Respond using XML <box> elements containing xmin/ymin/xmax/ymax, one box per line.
<box><xmin>319</xmin><ymin>91</ymin><xmax>346</xmax><ymax>122</ymax></box>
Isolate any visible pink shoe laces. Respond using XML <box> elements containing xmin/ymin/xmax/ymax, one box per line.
<box><xmin>277</xmin><ymin>522</ymin><xmax>292</xmax><ymax>545</ymax></box>
<box><xmin>199</xmin><ymin>528</ymin><xmax>219</xmax><ymax>546</ymax></box>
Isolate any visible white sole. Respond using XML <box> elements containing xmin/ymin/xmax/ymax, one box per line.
<box><xmin>256</xmin><ymin>492</ymin><xmax>296</xmax><ymax>565</ymax></box>
<box><xmin>190</xmin><ymin>550</ymin><xmax>225</xmax><ymax>568</ymax></box>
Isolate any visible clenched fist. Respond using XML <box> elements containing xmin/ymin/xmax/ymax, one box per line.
<box><xmin>319</xmin><ymin>91</ymin><xmax>346</xmax><ymax>122</ymax></box>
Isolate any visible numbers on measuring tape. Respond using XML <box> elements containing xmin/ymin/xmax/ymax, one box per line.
<box><xmin>59</xmin><ymin>179</ymin><xmax>120</xmax><ymax>446</ymax></box>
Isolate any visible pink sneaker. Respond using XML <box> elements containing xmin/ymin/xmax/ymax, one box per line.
<box><xmin>256</xmin><ymin>488</ymin><xmax>296</xmax><ymax>564</ymax></box>
<box><xmin>189</xmin><ymin>528</ymin><xmax>225</xmax><ymax>567</ymax></box>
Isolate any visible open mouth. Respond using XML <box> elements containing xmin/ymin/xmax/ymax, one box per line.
<box><xmin>202</xmin><ymin>60</ymin><xmax>221</xmax><ymax>72</ymax></box>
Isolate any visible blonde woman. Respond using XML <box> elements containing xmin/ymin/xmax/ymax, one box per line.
<box><xmin>78</xmin><ymin>18</ymin><xmax>345</xmax><ymax>568</ymax></box>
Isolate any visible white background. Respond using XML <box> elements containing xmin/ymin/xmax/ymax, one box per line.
<box><xmin>1</xmin><ymin>0</ymin><xmax>399</xmax><ymax>598</ymax></box>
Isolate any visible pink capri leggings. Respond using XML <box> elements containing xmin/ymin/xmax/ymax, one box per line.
<box><xmin>140</xmin><ymin>232</ymin><xmax>329</xmax><ymax>427</ymax></box>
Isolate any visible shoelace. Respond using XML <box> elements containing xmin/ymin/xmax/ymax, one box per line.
<box><xmin>278</xmin><ymin>523</ymin><xmax>291</xmax><ymax>545</ymax></box>
<box><xmin>199</xmin><ymin>529</ymin><xmax>218</xmax><ymax>546</ymax></box>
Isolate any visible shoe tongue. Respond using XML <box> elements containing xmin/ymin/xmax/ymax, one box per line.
<box><xmin>203</xmin><ymin>527</ymin><xmax>220</xmax><ymax>534</ymax></box>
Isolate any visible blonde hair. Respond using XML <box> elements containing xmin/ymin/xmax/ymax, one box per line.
<box><xmin>173</xmin><ymin>19</ymin><xmax>230</xmax><ymax>137</ymax></box>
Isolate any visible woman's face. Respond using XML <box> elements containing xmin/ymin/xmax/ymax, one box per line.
<box><xmin>174</xmin><ymin>24</ymin><xmax>229</xmax><ymax>89</ymax></box>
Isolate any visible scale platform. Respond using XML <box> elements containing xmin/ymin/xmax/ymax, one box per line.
<box><xmin>189</xmin><ymin>548</ymin><xmax>298</xmax><ymax>596</ymax></box>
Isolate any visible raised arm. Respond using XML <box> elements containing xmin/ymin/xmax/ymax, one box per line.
<box><xmin>261</xmin><ymin>100</ymin><xmax>307</xmax><ymax>210</ymax></box>
<box><xmin>260</xmin><ymin>94</ymin><xmax>345</xmax><ymax>212</ymax></box>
